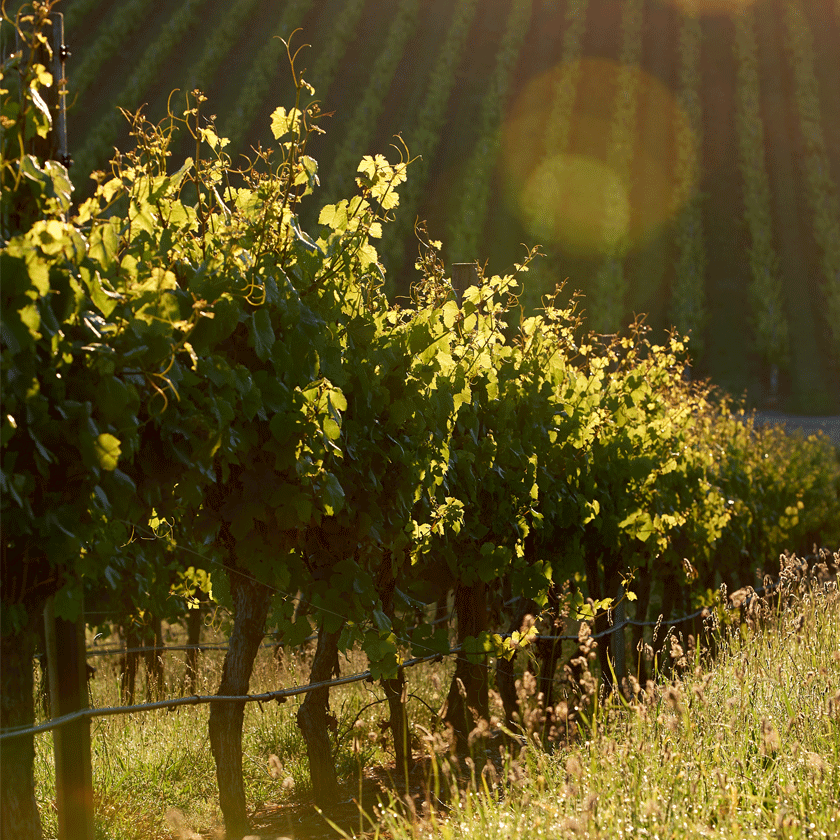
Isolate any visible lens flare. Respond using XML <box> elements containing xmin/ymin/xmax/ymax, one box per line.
<box><xmin>518</xmin><ymin>153</ymin><xmax>630</xmax><ymax>257</ymax></box>
<box><xmin>501</xmin><ymin>59</ymin><xmax>699</xmax><ymax>259</ymax></box>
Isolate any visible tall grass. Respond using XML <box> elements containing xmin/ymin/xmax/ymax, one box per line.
<box><xmin>367</xmin><ymin>559</ymin><xmax>840</xmax><ymax>840</ymax></box>
<box><xmin>32</xmin><ymin>553</ymin><xmax>839</xmax><ymax>839</ymax></box>
<box><xmin>32</xmin><ymin>632</ymin><xmax>450</xmax><ymax>839</ymax></box>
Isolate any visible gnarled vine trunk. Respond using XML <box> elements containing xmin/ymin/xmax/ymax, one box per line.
<box><xmin>143</xmin><ymin>615</ymin><xmax>164</xmax><ymax>701</ymax></box>
<box><xmin>382</xmin><ymin>672</ymin><xmax>410</xmax><ymax>783</ymax></box>
<box><xmin>444</xmin><ymin>581</ymin><xmax>488</xmax><ymax>753</ymax></box>
<box><xmin>297</xmin><ymin>625</ymin><xmax>342</xmax><ymax>808</ymax></box>
<box><xmin>208</xmin><ymin>560</ymin><xmax>273</xmax><ymax>840</ymax></box>
<box><xmin>496</xmin><ymin>598</ymin><xmax>538</xmax><ymax>729</ymax></box>
<box><xmin>631</xmin><ymin>563</ymin><xmax>653</xmax><ymax>685</ymax></box>
<box><xmin>120</xmin><ymin>620</ymin><xmax>139</xmax><ymax>705</ymax></box>
<box><xmin>375</xmin><ymin>555</ymin><xmax>411</xmax><ymax>784</ymax></box>
<box><xmin>183</xmin><ymin>604</ymin><xmax>202</xmax><ymax>696</ymax></box>
<box><xmin>584</xmin><ymin>549</ymin><xmax>623</xmax><ymax>693</ymax></box>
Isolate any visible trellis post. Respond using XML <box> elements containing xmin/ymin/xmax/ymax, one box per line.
<box><xmin>44</xmin><ymin>595</ymin><xmax>95</xmax><ymax>840</ymax></box>
<box><xmin>13</xmin><ymin>11</ymin><xmax>70</xmax><ymax>166</ymax></box>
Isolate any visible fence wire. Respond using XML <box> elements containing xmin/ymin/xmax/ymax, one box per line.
<box><xmin>0</xmin><ymin>650</ymin><xmax>452</xmax><ymax>742</ymax></box>
<box><xmin>5</xmin><ymin>555</ymin><xmax>831</xmax><ymax>742</ymax></box>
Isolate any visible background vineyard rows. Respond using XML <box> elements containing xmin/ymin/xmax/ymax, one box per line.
<box><xmin>18</xmin><ymin>0</ymin><xmax>840</xmax><ymax>414</ymax></box>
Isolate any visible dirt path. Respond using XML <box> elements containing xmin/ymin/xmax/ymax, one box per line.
<box><xmin>754</xmin><ymin>411</ymin><xmax>840</xmax><ymax>448</ymax></box>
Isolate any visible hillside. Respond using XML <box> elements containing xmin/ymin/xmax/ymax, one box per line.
<box><xmin>8</xmin><ymin>0</ymin><xmax>840</xmax><ymax>413</ymax></box>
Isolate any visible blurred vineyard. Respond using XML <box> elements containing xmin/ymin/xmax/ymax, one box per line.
<box><xmin>6</xmin><ymin>0</ymin><xmax>840</xmax><ymax>413</ymax></box>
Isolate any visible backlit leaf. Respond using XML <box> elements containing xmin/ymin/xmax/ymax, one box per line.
<box><xmin>94</xmin><ymin>433</ymin><xmax>121</xmax><ymax>471</ymax></box>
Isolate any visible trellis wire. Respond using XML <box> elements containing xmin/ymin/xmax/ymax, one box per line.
<box><xmin>8</xmin><ymin>555</ymin><xmax>828</xmax><ymax>742</ymax></box>
<box><xmin>0</xmin><ymin>650</ymin><xmax>453</xmax><ymax>742</ymax></box>
<box><xmin>41</xmin><ymin>568</ymin><xmax>789</xmax><ymax>659</ymax></box>
<box><xmin>0</xmin><ymin>584</ymin><xmax>769</xmax><ymax>742</ymax></box>
<box><xmin>71</xmin><ymin>604</ymin><xmax>705</xmax><ymax>658</ymax></box>
<box><xmin>82</xmin><ymin>609</ymin><xmax>455</xmax><ymax>658</ymax></box>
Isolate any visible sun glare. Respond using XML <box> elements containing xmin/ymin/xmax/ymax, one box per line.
<box><xmin>501</xmin><ymin>58</ymin><xmax>698</xmax><ymax>259</ymax></box>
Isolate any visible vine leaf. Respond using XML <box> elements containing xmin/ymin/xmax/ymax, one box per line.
<box><xmin>250</xmin><ymin>309</ymin><xmax>275</xmax><ymax>362</ymax></box>
<box><xmin>321</xmin><ymin>474</ymin><xmax>345</xmax><ymax>516</ymax></box>
<box><xmin>94</xmin><ymin>433</ymin><xmax>121</xmax><ymax>471</ymax></box>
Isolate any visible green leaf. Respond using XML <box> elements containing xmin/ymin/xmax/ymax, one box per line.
<box><xmin>270</xmin><ymin>106</ymin><xmax>302</xmax><ymax>140</ymax></box>
<box><xmin>323</xmin><ymin>418</ymin><xmax>341</xmax><ymax>440</ymax></box>
<box><xmin>372</xmin><ymin>608</ymin><xmax>392</xmax><ymax>632</ymax></box>
<box><xmin>321</xmin><ymin>474</ymin><xmax>345</xmax><ymax>516</ymax></box>
<box><xmin>347</xmin><ymin>316</ymin><xmax>376</xmax><ymax>347</ymax></box>
<box><xmin>442</xmin><ymin>301</ymin><xmax>459</xmax><ymax>329</ymax></box>
<box><xmin>293</xmin><ymin>495</ymin><xmax>312</xmax><ymax>524</ymax></box>
<box><xmin>94</xmin><ymin>433</ymin><xmax>121</xmax><ymax>471</ymax></box>
<box><xmin>583</xmin><ymin>498</ymin><xmax>600</xmax><ymax>524</ymax></box>
<box><xmin>291</xmin><ymin>216</ymin><xmax>323</xmax><ymax>255</ymax></box>
<box><xmin>318</xmin><ymin>201</ymin><xmax>348</xmax><ymax>232</ymax></box>
<box><xmin>270</xmin><ymin>410</ymin><xmax>301</xmax><ymax>445</ymax></box>
<box><xmin>88</xmin><ymin>219</ymin><xmax>119</xmax><ymax>271</ymax></box>
<box><xmin>249</xmin><ymin>309</ymin><xmax>275</xmax><ymax>362</ymax></box>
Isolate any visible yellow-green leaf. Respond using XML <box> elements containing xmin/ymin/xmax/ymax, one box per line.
<box><xmin>94</xmin><ymin>433</ymin><xmax>121</xmax><ymax>471</ymax></box>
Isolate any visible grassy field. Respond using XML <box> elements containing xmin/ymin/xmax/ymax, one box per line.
<box><xmin>31</xmin><ymin>556</ymin><xmax>840</xmax><ymax>839</ymax></box>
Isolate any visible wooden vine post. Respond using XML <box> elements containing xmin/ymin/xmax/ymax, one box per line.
<box><xmin>14</xmin><ymin>12</ymin><xmax>70</xmax><ymax>166</ymax></box>
<box><xmin>43</xmin><ymin>595</ymin><xmax>95</xmax><ymax>840</ymax></box>
<box><xmin>21</xmin><ymin>13</ymin><xmax>91</xmax><ymax>839</ymax></box>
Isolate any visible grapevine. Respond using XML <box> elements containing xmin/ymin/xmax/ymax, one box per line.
<box><xmin>446</xmin><ymin>0</ymin><xmax>533</xmax><ymax>264</ymax></box>
<box><xmin>216</xmin><ymin>0</ymin><xmax>313</xmax><ymax>151</ymax></box>
<box><xmin>72</xmin><ymin>0</ymin><xmax>207</xmax><ymax>177</ymax></box>
<box><xmin>782</xmin><ymin>0</ymin><xmax>840</xmax><ymax>352</ymax></box>
<box><xmin>732</xmin><ymin>5</ymin><xmax>789</xmax><ymax>382</ymax></box>
<box><xmin>670</xmin><ymin>0</ymin><xmax>707</xmax><ymax>357</ymax></box>
<box><xmin>321</xmin><ymin>0</ymin><xmax>419</xmax><ymax>205</ymax></box>
<box><xmin>69</xmin><ymin>0</ymin><xmax>153</xmax><ymax>101</ymax></box>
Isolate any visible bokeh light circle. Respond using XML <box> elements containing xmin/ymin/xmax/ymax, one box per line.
<box><xmin>500</xmin><ymin>58</ymin><xmax>699</xmax><ymax>259</ymax></box>
<box><xmin>518</xmin><ymin>153</ymin><xmax>631</xmax><ymax>257</ymax></box>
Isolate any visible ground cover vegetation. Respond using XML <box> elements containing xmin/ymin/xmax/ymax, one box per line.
<box><xmin>3</xmin><ymin>0</ymin><xmax>839</xmax><ymax>410</ymax></box>
<box><xmin>2</xmin><ymin>4</ymin><xmax>840</xmax><ymax>839</ymax></box>
<box><xmin>27</xmin><ymin>554</ymin><xmax>840</xmax><ymax>840</ymax></box>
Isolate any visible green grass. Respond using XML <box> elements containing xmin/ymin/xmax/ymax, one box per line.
<box><xmin>369</xmin><ymin>576</ymin><xmax>840</xmax><ymax>840</ymax></box>
<box><xmin>32</xmin><ymin>632</ymin><xmax>451</xmax><ymax>839</ymax></box>
<box><xmin>32</xmin><ymin>562</ymin><xmax>840</xmax><ymax>839</ymax></box>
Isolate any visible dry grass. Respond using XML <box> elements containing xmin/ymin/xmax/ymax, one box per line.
<box><xmin>32</xmin><ymin>628</ymin><xmax>453</xmax><ymax>839</ymax></box>
<box><xmin>369</xmin><ymin>571</ymin><xmax>840</xmax><ymax>840</ymax></box>
<box><xmin>32</xmin><ymin>559</ymin><xmax>840</xmax><ymax>839</ymax></box>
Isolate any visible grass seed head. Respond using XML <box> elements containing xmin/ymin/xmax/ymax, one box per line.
<box><xmin>565</xmin><ymin>753</ymin><xmax>583</xmax><ymax>779</ymax></box>
<box><xmin>663</xmin><ymin>685</ymin><xmax>684</xmax><ymax>714</ymax></box>
<box><xmin>827</xmin><ymin>689</ymin><xmax>840</xmax><ymax>720</ymax></box>
<box><xmin>268</xmin><ymin>754</ymin><xmax>283</xmax><ymax>780</ymax></box>
<box><xmin>759</xmin><ymin>717</ymin><xmax>781</xmax><ymax>756</ymax></box>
